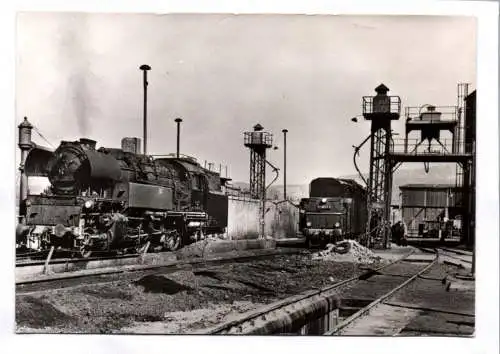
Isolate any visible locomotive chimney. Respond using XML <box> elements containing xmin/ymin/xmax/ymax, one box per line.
<box><xmin>79</xmin><ymin>138</ymin><xmax>97</xmax><ymax>150</ymax></box>
<box><xmin>139</xmin><ymin>64</ymin><xmax>151</xmax><ymax>155</ymax></box>
<box><xmin>175</xmin><ymin>118</ymin><xmax>182</xmax><ymax>158</ymax></box>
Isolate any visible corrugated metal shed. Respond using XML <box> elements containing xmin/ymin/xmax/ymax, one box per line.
<box><xmin>400</xmin><ymin>184</ymin><xmax>461</xmax><ymax>208</ymax></box>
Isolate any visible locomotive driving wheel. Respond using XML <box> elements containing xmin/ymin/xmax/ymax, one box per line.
<box><xmin>162</xmin><ymin>229</ymin><xmax>182</xmax><ymax>251</ymax></box>
<box><xmin>78</xmin><ymin>227</ymin><xmax>96</xmax><ymax>258</ymax></box>
<box><xmin>135</xmin><ymin>242</ymin><xmax>150</xmax><ymax>254</ymax></box>
<box><xmin>79</xmin><ymin>244</ymin><xmax>92</xmax><ymax>258</ymax></box>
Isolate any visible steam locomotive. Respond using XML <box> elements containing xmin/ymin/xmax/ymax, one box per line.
<box><xmin>299</xmin><ymin>178</ymin><xmax>368</xmax><ymax>247</ymax></box>
<box><xmin>16</xmin><ymin>137</ymin><xmax>229</xmax><ymax>257</ymax></box>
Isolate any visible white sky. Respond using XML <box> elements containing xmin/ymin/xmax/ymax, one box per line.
<box><xmin>16</xmin><ymin>13</ymin><xmax>476</xmax><ymax>185</ymax></box>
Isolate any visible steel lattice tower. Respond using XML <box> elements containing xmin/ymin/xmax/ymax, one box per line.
<box><xmin>244</xmin><ymin>124</ymin><xmax>273</xmax><ymax>237</ymax></box>
<box><xmin>249</xmin><ymin>149</ymin><xmax>266</xmax><ymax>198</ymax></box>
<box><xmin>362</xmin><ymin>84</ymin><xmax>401</xmax><ymax>248</ymax></box>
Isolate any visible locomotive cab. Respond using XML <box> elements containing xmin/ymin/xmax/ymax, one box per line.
<box><xmin>299</xmin><ymin>197</ymin><xmax>348</xmax><ymax>247</ymax></box>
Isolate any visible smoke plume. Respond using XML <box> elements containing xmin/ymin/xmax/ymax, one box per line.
<box><xmin>57</xmin><ymin>14</ymin><xmax>93</xmax><ymax>136</ymax></box>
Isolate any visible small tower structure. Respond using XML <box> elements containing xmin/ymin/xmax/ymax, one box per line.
<box><xmin>404</xmin><ymin>105</ymin><xmax>458</xmax><ymax>155</ymax></box>
<box><xmin>362</xmin><ymin>84</ymin><xmax>401</xmax><ymax>248</ymax></box>
<box><xmin>244</xmin><ymin>124</ymin><xmax>273</xmax><ymax>237</ymax></box>
<box><xmin>18</xmin><ymin>117</ymin><xmax>34</xmax><ymax>216</ymax></box>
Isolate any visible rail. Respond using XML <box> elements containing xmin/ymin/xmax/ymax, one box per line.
<box><xmin>324</xmin><ymin>250</ymin><xmax>438</xmax><ymax>335</ymax></box>
<box><xmin>202</xmin><ymin>247</ymin><xmax>417</xmax><ymax>334</ymax></box>
<box><xmin>16</xmin><ymin>247</ymin><xmax>302</xmax><ymax>288</ymax></box>
<box><xmin>16</xmin><ymin>253</ymin><xmax>139</xmax><ymax>267</ymax></box>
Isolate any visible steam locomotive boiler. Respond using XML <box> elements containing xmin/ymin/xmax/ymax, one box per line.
<box><xmin>17</xmin><ymin>137</ymin><xmax>229</xmax><ymax>257</ymax></box>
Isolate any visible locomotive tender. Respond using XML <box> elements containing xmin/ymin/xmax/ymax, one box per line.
<box><xmin>299</xmin><ymin>178</ymin><xmax>368</xmax><ymax>247</ymax></box>
<box><xmin>17</xmin><ymin>137</ymin><xmax>229</xmax><ymax>257</ymax></box>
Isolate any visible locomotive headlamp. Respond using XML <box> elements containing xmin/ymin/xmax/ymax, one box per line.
<box><xmin>321</xmin><ymin>198</ymin><xmax>327</xmax><ymax>203</ymax></box>
<box><xmin>335</xmin><ymin>222</ymin><xmax>340</xmax><ymax>228</ymax></box>
<box><xmin>306</xmin><ymin>221</ymin><xmax>312</xmax><ymax>227</ymax></box>
<box><xmin>84</xmin><ymin>200</ymin><xmax>94</xmax><ymax>209</ymax></box>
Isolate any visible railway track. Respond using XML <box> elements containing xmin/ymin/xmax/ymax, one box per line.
<box><xmin>16</xmin><ymin>247</ymin><xmax>305</xmax><ymax>293</ymax></box>
<box><xmin>16</xmin><ymin>253</ymin><xmax>139</xmax><ymax>267</ymax></box>
<box><xmin>419</xmin><ymin>247</ymin><xmax>472</xmax><ymax>265</ymax></box>
<box><xmin>325</xmin><ymin>252</ymin><xmax>438</xmax><ymax>335</ymax></box>
<box><xmin>201</xmin><ymin>248</ymin><xmax>425</xmax><ymax>335</ymax></box>
<box><xmin>439</xmin><ymin>247</ymin><xmax>472</xmax><ymax>256</ymax></box>
<box><xmin>437</xmin><ymin>248</ymin><xmax>472</xmax><ymax>264</ymax></box>
<box><xmin>17</xmin><ymin>245</ymin><xmax>473</xmax><ymax>335</ymax></box>
<box><xmin>325</xmin><ymin>247</ymin><xmax>475</xmax><ymax>336</ymax></box>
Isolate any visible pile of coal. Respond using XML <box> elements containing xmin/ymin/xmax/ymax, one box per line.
<box><xmin>311</xmin><ymin>240</ymin><xmax>382</xmax><ymax>264</ymax></box>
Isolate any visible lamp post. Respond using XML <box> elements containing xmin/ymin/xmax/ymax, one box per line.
<box><xmin>139</xmin><ymin>64</ymin><xmax>151</xmax><ymax>155</ymax></box>
<box><xmin>282</xmin><ymin>129</ymin><xmax>288</xmax><ymax>200</ymax></box>
<box><xmin>175</xmin><ymin>118</ymin><xmax>182</xmax><ymax>158</ymax></box>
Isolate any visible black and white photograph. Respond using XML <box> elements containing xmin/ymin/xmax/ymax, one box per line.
<box><xmin>5</xmin><ymin>0</ymin><xmax>498</xmax><ymax>349</ymax></box>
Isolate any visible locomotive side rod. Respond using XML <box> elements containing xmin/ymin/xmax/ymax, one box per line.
<box><xmin>42</xmin><ymin>246</ymin><xmax>55</xmax><ymax>275</ymax></box>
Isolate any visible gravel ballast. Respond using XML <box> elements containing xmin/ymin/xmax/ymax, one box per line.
<box><xmin>16</xmin><ymin>252</ymin><xmax>382</xmax><ymax>334</ymax></box>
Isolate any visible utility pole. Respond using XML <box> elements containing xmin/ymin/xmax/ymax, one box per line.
<box><xmin>282</xmin><ymin>129</ymin><xmax>288</xmax><ymax>200</ymax></box>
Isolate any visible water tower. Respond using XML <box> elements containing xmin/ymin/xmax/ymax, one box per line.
<box><xmin>18</xmin><ymin>117</ymin><xmax>34</xmax><ymax>213</ymax></box>
<box><xmin>244</xmin><ymin>124</ymin><xmax>273</xmax><ymax>199</ymax></box>
<box><xmin>362</xmin><ymin>84</ymin><xmax>401</xmax><ymax>248</ymax></box>
<box><xmin>244</xmin><ymin>124</ymin><xmax>273</xmax><ymax>237</ymax></box>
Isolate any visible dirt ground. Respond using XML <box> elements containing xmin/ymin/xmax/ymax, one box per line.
<box><xmin>16</xmin><ymin>253</ymin><xmax>381</xmax><ymax>334</ymax></box>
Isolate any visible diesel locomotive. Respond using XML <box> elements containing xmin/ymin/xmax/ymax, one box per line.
<box><xmin>16</xmin><ymin>137</ymin><xmax>229</xmax><ymax>257</ymax></box>
<box><xmin>299</xmin><ymin>178</ymin><xmax>368</xmax><ymax>247</ymax></box>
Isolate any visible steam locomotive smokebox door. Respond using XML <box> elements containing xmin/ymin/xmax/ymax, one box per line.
<box><xmin>127</xmin><ymin>182</ymin><xmax>174</xmax><ymax>210</ymax></box>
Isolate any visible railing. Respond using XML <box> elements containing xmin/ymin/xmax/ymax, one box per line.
<box><xmin>152</xmin><ymin>153</ymin><xmax>198</xmax><ymax>162</ymax></box>
<box><xmin>244</xmin><ymin>131</ymin><xmax>273</xmax><ymax>147</ymax></box>
<box><xmin>405</xmin><ymin>105</ymin><xmax>457</xmax><ymax>122</ymax></box>
<box><xmin>390</xmin><ymin>138</ymin><xmax>474</xmax><ymax>155</ymax></box>
<box><xmin>362</xmin><ymin>96</ymin><xmax>401</xmax><ymax>115</ymax></box>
